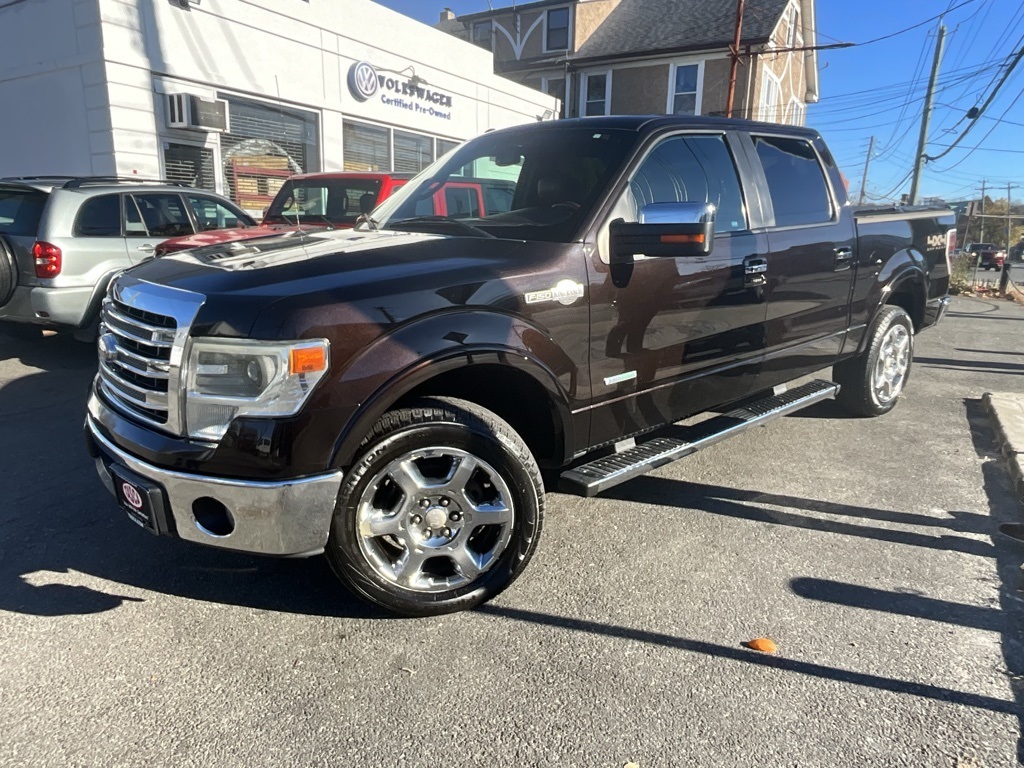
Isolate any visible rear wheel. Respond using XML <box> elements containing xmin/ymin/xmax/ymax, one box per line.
<box><xmin>326</xmin><ymin>397</ymin><xmax>544</xmax><ymax>616</ymax></box>
<box><xmin>834</xmin><ymin>306</ymin><xmax>913</xmax><ymax>417</ymax></box>
<box><xmin>0</xmin><ymin>237</ymin><xmax>17</xmax><ymax>308</ymax></box>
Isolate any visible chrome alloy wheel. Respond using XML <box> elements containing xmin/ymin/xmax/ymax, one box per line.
<box><xmin>355</xmin><ymin>447</ymin><xmax>515</xmax><ymax>592</ymax></box>
<box><xmin>872</xmin><ymin>323</ymin><xmax>910</xmax><ymax>404</ymax></box>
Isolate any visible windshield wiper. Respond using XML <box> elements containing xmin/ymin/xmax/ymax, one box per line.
<box><xmin>387</xmin><ymin>215</ymin><xmax>495</xmax><ymax>239</ymax></box>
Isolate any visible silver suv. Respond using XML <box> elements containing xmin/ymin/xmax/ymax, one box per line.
<box><xmin>0</xmin><ymin>177</ymin><xmax>254</xmax><ymax>339</ymax></box>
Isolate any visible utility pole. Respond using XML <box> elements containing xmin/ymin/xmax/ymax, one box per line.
<box><xmin>858</xmin><ymin>135</ymin><xmax>875</xmax><ymax>205</ymax></box>
<box><xmin>980</xmin><ymin>179</ymin><xmax>987</xmax><ymax>243</ymax></box>
<box><xmin>725</xmin><ymin>0</ymin><xmax>745</xmax><ymax>118</ymax></box>
<box><xmin>1009</xmin><ymin>182</ymin><xmax>1017</xmax><ymax>252</ymax></box>
<box><xmin>909</xmin><ymin>23</ymin><xmax>946</xmax><ymax>205</ymax></box>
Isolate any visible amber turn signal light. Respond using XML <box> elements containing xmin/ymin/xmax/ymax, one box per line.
<box><xmin>289</xmin><ymin>346</ymin><xmax>328</xmax><ymax>374</ymax></box>
<box><xmin>660</xmin><ymin>234</ymin><xmax>705</xmax><ymax>244</ymax></box>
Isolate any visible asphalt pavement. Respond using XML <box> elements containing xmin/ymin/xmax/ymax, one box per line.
<box><xmin>1</xmin><ymin>296</ymin><xmax>1022</xmax><ymax>767</ymax></box>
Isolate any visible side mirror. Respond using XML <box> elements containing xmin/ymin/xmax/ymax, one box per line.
<box><xmin>610</xmin><ymin>202</ymin><xmax>716</xmax><ymax>261</ymax></box>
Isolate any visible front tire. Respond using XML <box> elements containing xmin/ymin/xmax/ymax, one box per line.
<box><xmin>834</xmin><ymin>305</ymin><xmax>914</xmax><ymax>417</ymax></box>
<box><xmin>326</xmin><ymin>397</ymin><xmax>544</xmax><ymax>616</ymax></box>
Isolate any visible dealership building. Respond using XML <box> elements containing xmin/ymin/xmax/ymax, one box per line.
<box><xmin>0</xmin><ymin>0</ymin><xmax>559</xmax><ymax>214</ymax></box>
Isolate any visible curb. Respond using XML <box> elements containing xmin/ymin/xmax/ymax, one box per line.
<box><xmin>982</xmin><ymin>392</ymin><xmax>1024</xmax><ymax>502</ymax></box>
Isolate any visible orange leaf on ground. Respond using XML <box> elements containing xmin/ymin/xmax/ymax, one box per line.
<box><xmin>743</xmin><ymin>637</ymin><xmax>778</xmax><ymax>653</ymax></box>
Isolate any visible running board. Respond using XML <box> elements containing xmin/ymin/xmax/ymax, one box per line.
<box><xmin>560</xmin><ymin>379</ymin><xmax>839</xmax><ymax>497</ymax></box>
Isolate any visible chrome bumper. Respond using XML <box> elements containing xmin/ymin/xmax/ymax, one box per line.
<box><xmin>924</xmin><ymin>295</ymin><xmax>952</xmax><ymax>329</ymax></box>
<box><xmin>87</xmin><ymin>416</ymin><xmax>342</xmax><ymax>557</ymax></box>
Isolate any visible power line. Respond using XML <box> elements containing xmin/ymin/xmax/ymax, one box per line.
<box><xmin>925</xmin><ymin>44</ymin><xmax>1024</xmax><ymax>161</ymax></box>
<box><xmin>854</xmin><ymin>0</ymin><xmax>977</xmax><ymax>46</ymax></box>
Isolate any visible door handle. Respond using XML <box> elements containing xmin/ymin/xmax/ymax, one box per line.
<box><xmin>834</xmin><ymin>247</ymin><xmax>853</xmax><ymax>271</ymax></box>
<box><xmin>743</xmin><ymin>256</ymin><xmax>768</xmax><ymax>286</ymax></box>
<box><xmin>137</xmin><ymin>244</ymin><xmax>156</xmax><ymax>254</ymax></box>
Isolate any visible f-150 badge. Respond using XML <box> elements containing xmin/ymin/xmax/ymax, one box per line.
<box><xmin>525</xmin><ymin>279</ymin><xmax>585</xmax><ymax>306</ymax></box>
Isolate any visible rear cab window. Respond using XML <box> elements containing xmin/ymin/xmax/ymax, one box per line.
<box><xmin>0</xmin><ymin>187</ymin><xmax>48</xmax><ymax>236</ymax></box>
<box><xmin>265</xmin><ymin>178</ymin><xmax>384</xmax><ymax>226</ymax></box>
<box><xmin>753</xmin><ymin>135</ymin><xmax>834</xmax><ymax>227</ymax></box>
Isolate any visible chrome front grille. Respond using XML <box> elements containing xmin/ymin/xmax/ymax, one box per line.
<box><xmin>96</xmin><ymin>275</ymin><xmax>205</xmax><ymax>435</ymax></box>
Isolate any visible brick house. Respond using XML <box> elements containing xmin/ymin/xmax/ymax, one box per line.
<box><xmin>437</xmin><ymin>0</ymin><xmax>818</xmax><ymax>124</ymax></box>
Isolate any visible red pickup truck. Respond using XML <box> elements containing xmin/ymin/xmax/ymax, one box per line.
<box><xmin>155</xmin><ymin>172</ymin><xmax>515</xmax><ymax>256</ymax></box>
<box><xmin>154</xmin><ymin>172</ymin><xmax>411</xmax><ymax>256</ymax></box>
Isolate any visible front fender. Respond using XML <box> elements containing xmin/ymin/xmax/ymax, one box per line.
<box><xmin>323</xmin><ymin>309</ymin><xmax>578</xmax><ymax>468</ymax></box>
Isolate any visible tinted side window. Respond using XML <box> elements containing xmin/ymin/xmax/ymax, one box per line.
<box><xmin>628</xmin><ymin>134</ymin><xmax>747</xmax><ymax>232</ymax></box>
<box><xmin>74</xmin><ymin>194</ymin><xmax>122</xmax><ymax>237</ymax></box>
<box><xmin>131</xmin><ymin>194</ymin><xmax>194</xmax><ymax>237</ymax></box>
<box><xmin>0</xmin><ymin>190</ymin><xmax>47</xmax><ymax>236</ymax></box>
<box><xmin>754</xmin><ymin>136</ymin><xmax>833</xmax><ymax>227</ymax></box>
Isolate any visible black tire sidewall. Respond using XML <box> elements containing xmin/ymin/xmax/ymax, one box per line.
<box><xmin>327</xmin><ymin>414</ymin><xmax>542</xmax><ymax>616</ymax></box>
<box><xmin>0</xmin><ymin>237</ymin><xmax>17</xmax><ymax>308</ymax></box>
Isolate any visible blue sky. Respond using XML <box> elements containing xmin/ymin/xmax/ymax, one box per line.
<box><xmin>375</xmin><ymin>0</ymin><xmax>1023</xmax><ymax>205</ymax></box>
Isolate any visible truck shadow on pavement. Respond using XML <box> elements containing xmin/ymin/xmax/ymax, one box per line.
<box><xmin>0</xmin><ymin>339</ymin><xmax>387</xmax><ymax>621</ymax></box>
<box><xmin>603</xmin><ymin>476</ymin><xmax>997</xmax><ymax>558</ymax></box>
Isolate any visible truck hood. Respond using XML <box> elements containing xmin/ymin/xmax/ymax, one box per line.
<box><xmin>125</xmin><ymin>228</ymin><xmax>530</xmax><ymax>337</ymax></box>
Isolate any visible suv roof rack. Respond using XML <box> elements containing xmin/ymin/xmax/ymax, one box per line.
<box><xmin>0</xmin><ymin>175</ymin><xmax>78</xmax><ymax>181</ymax></box>
<box><xmin>61</xmin><ymin>176</ymin><xmax>187</xmax><ymax>189</ymax></box>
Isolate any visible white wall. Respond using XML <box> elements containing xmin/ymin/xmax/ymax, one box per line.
<box><xmin>0</xmin><ymin>0</ymin><xmax>558</xmax><ymax>180</ymax></box>
<box><xmin>0</xmin><ymin>0</ymin><xmax>114</xmax><ymax>176</ymax></box>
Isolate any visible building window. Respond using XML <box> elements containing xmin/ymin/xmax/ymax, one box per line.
<box><xmin>760</xmin><ymin>73</ymin><xmax>781</xmax><ymax>123</ymax></box>
<box><xmin>670</xmin><ymin>64</ymin><xmax>701</xmax><ymax>115</ymax></box>
<box><xmin>343</xmin><ymin>121</ymin><xmax>390</xmax><ymax>172</ymax></box>
<box><xmin>437</xmin><ymin>138</ymin><xmax>460</xmax><ymax>157</ymax></box>
<box><xmin>786</xmin><ymin>3</ymin><xmax>802</xmax><ymax>47</ymax></box>
<box><xmin>472</xmin><ymin>20</ymin><xmax>492</xmax><ymax>51</ymax></box>
<box><xmin>217</xmin><ymin>94</ymin><xmax>320</xmax><ymax>213</ymax></box>
<box><xmin>583</xmin><ymin>72</ymin><xmax>608</xmax><ymax>116</ymax></box>
<box><xmin>394</xmin><ymin>130</ymin><xmax>435</xmax><ymax>174</ymax></box>
<box><xmin>789</xmin><ymin>99</ymin><xmax>806</xmax><ymax>126</ymax></box>
<box><xmin>542</xmin><ymin>76</ymin><xmax>567</xmax><ymax>117</ymax></box>
<box><xmin>545</xmin><ymin>7</ymin><xmax>570</xmax><ymax>51</ymax></box>
<box><xmin>163</xmin><ymin>143</ymin><xmax>216</xmax><ymax>191</ymax></box>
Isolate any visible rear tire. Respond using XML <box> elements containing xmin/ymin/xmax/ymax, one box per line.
<box><xmin>0</xmin><ymin>237</ymin><xmax>17</xmax><ymax>308</ymax></box>
<box><xmin>325</xmin><ymin>397</ymin><xmax>544</xmax><ymax>616</ymax></box>
<box><xmin>834</xmin><ymin>306</ymin><xmax>914</xmax><ymax>417</ymax></box>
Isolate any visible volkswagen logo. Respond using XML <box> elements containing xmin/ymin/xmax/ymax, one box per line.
<box><xmin>98</xmin><ymin>332</ymin><xmax>118</xmax><ymax>364</ymax></box>
<box><xmin>348</xmin><ymin>61</ymin><xmax>379</xmax><ymax>102</ymax></box>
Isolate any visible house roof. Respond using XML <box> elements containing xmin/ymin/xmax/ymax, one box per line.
<box><xmin>573</xmin><ymin>0</ymin><xmax>792</xmax><ymax>62</ymax></box>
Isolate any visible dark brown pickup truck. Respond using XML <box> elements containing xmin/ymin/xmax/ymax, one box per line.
<box><xmin>84</xmin><ymin>116</ymin><xmax>955</xmax><ymax>616</ymax></box>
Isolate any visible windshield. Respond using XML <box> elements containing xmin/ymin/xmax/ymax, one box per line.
<box><xmin>367</xmin><ymin>127</ymin><xmax>636</xmax><ymax>243</ymax></box>
<box><xmin>265</xmin><ymin>178</ymin><xmax>384</xmax><ymax>226</ymax></box>
<box><xmin>0</xmin><ymin>188</ymin><xmax>47</xmax><ymax>236</ymax></box>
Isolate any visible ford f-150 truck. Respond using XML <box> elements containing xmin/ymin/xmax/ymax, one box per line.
<box><xmin>84</xmin><ymin>116</ymin><xmax>955</xmax><ymax>616</ymax></box>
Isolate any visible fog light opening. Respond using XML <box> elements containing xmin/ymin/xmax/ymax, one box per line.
<box><xmin>192</xmin><ymin>497</ymin><xmax>234</xmax><ymax>537</ymax></box>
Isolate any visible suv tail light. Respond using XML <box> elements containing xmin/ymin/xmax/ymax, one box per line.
<box><xmin>945</xmin><ymin>229</ymin><xmax>956</xmax><ymax>273</ymax></box>
<box><xmin>33</xmin><ymin>241</ymin><xmax>62</xmax><ymax>278</ymax></box>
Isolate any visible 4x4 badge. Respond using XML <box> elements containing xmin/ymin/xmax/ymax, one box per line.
<box><xmin>525</xmin><ymin>279</ymin><xmax>585</xmax><ymax>306</ymax></box>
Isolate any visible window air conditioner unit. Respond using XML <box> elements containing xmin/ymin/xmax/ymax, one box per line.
<box><xmin>166</xmin><ymin>93</ymin><xmax>229</xmax><ymax>133</ymax></box>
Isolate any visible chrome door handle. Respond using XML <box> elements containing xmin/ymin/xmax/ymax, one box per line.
<box><xmin>137</xmin><ymin>244</ymin><xmax>155</xmax><ymax>254</ymax></box>
<box><xmin>743</xmin><ymin>256</ymin><xmax>768</xmax><ymax>287</ymax></box>
<box><xmin>834</xmin><ymin>247</ymin><xmax>853</xmax><ymax>271</ymax></box>
<box><xmin>744</xmin><ymin>257</ymin><xmax>768</xmax><ymax>275</ymax></box>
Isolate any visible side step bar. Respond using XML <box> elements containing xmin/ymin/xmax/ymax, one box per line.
<box><xmin>560</xmin><ymin>379</ymin><xmax>839</xmax><ymax>497</ymax></box>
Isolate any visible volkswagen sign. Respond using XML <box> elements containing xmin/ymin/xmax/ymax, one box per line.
<box><xmin>348</xmin><ymin>61</ymin><xmax>379</xmax><ymax>102</ymax></box>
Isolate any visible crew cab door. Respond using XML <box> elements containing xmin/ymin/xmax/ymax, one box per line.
<box><xmin>745</xmin><ymin>134</ymin><xmax>856</xmax><ymax>387</ymax></box>
<box><xmin>586</xmin><ymin>131</ymin><xmax>769</xmax><ymax>447</ymax></box>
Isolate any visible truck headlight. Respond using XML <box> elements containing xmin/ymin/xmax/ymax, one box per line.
<box><xmin>184</xmin><ymin>338</ymin><xmax>330</xmax><ymax>441</ymax></box>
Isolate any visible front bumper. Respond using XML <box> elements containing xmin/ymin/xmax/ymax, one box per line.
<box><xmin>0</xmin><ymin>284</ymin><xmax>92</xmax><ymax>326</ymax></box>
<box><xmin>86</xmin><ymin>415</ymin><xmax>343</xmax><ymax>556</ymax></box>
